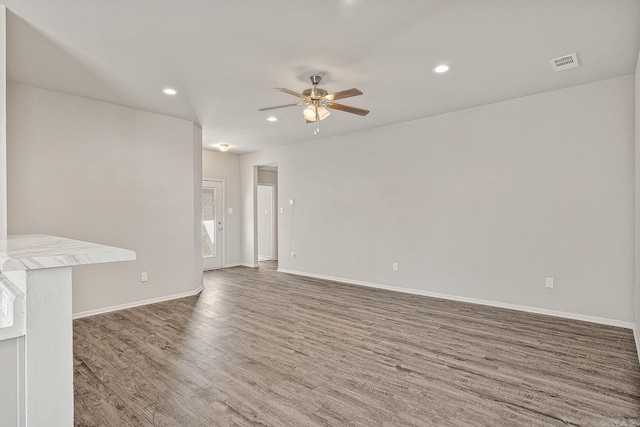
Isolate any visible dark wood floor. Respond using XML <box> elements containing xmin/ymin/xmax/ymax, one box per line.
<box><xmin>74</xmin><ymin>262</ymin><xmax>640</xmax><ymax>426</ymax></box>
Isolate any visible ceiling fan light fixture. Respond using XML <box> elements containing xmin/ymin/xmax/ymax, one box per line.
<box><xmin>317</xmin><ymin>106</ymin><xmax>331</xmax><ymax>120</ymax></box>
<box><xmin>303</xmin><ymin>105</ymin><xmax>331</xmax><ymax>122</ymax></box>
<box><xmin>303</xmin><ymin>105</ymin><xmax>317</xmax><ymax>121</ymax></box>
<box><xmin>219</xmin><ymin>144</ymin><xmax>230</xmax><ymax>152</ymax></box>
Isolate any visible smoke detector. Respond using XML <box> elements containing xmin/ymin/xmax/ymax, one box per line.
<box><xmin>550</xmin><ymin>53</ymin><xmax>579</xmax><ymax>72</ymax></box>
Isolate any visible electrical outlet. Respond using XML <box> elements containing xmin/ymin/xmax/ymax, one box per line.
<box><xmin>279</xmin><ymin>207</ymin><xmax>284</xmax><ymax>214</ymax></box>
<box><xmin>393</xmin><ymin>262</ymin><xmax>398</xmax><ymax>271</ymax></box>
<box><xmin>291</xmin><ymin>252</ymin><xmax>296</xmax><ymax>259</ymax></box>
<box><xmin>545</xmin><ymin>277</ymin><xmax>554</xmax><ymax>288</ymax></box>
<box><xmin>141</xmin><ymin>272</ymin><xmax>148</xmax><ymax>283</ymax></box>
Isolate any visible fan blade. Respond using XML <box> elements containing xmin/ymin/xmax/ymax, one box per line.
<box><xmin>327</xmin><ymin>102</ymin><xmax>369</xmax><ymax>116</ymax></box>
<box><xmin>325</xmin><ymin>88</ymin><xmax>363</xmax><ymax>101</ymax></box>
<box><xmin>258</xmin><ymin>103</ymin><xmax>302</xmax><ymax>111</ymax></box>
<box><xmin>275</xmin><ymin>88</ymin><xmax>307</xmax><ymax>99</ymax></box>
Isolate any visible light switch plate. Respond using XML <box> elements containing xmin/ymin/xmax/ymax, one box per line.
<box><xmin>227</xmin><ymin>208</ymin><xmax>233</xmax><ymax>214</ymax></box>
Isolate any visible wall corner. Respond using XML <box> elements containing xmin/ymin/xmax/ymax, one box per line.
<box><xmin>193</xmin><ymin>123</ymin><xmax>203</xmax><ymax>288</ymax></box>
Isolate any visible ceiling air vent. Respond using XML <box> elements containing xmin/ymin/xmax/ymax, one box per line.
<box><xmin>550</xmin><ymin>53</ymin><xmax>579</xmax><ymax>72</ymax></box>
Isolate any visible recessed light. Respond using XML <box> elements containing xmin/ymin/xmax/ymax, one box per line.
<box><xmin>219</xmin><ymin>144</ymin><xmax>230</xmax><ymax>152</ymax></box>
<box><xmin>267</xmin><ymin>117</ymin><xmax>278</xmax><ymax>122</ymax></box>
<box><xmin>433</xmin><ymin>65</ymin><xmax>450</xmax><ymax>73</ymax></box>
<box><xmin>163</xmin><ymin>88</ymin><xmax>177</xmax><ymax>95</ymax></box>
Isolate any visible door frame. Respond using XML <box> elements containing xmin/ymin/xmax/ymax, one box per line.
<box><xmin>257</xmin><ymin>183</ymin><xmax>277</xmax><ymax>261</ymax></box>
<box><xmin>202</xmin><ymin>178</ymin><xmax>225</xmax><ymax>270</ymax></box>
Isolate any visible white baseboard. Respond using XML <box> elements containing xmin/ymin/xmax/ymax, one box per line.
<box><xmin>72</xmin><ymin>285</ymin><xmax>205</xmax><ymax>319</ymax></box>
<box><xmin>203</xmin><ymin>263</ymin><xmax>255</xmax><ymax>269</ymax></box>
<box><xmin>634</xmin><ymin>326</ymin><xmax>640</xmax><ymax>365</ymax></box>
<box><xmin>277</xmin><ymin>268</ymin><xmax>635</xmax><ymax>330</ymax></box>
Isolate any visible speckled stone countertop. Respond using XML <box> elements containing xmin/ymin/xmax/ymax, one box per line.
<box><xmin>0</xmin><ymin>234</ymin><xmax>135</xmax><ymax>272</ymax></box>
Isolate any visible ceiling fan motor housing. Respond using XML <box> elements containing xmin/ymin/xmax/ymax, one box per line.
<box><xmin>309</xmin><ymin>75</ymin><xmax>322</xmax><ymax>85</ymax></box>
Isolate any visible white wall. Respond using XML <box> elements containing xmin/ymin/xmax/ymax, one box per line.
<box><xmin>241</xmin><ymin>75</ymin><xmax>635</xmax><ymax>323</ymax></box>
<box><xmin>202</xmin><ymin>150</ymin><xmax>241</xmax><ymax>266</ymax></box>
<box><xmin>7</xmin><ymin>83</ymin><xmax>203</xmax><ymax>314</ymax></box>
<box><xmin>0</xmin><ymin>6</ymin><xmax>6</xmax><ymax>236</ymax></box>
<box><xmin>636</xmin><ymin>51</ymin><xmax>640</xmax><ymax>330</ymax></box>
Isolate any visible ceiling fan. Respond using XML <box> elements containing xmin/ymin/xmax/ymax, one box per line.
<box><xmin>259</xmin><ymin>75</ymin><xmax>369</xmax><ymax>135</ymax></box>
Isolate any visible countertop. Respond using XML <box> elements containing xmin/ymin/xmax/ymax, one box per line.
<box><xmin>0</xmin><ymin>234</ymin><xmax>136</xmax><ymax>272</ymax></box>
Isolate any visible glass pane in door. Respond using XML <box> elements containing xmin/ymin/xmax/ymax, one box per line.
<box><xmin>202</xmin><ymin>188</ymin><xmax>216</xmax><ymax>257</ymax></box>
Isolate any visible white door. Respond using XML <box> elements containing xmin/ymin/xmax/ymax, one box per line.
<box><xmin>257</xmin><ymin>185</ymin><xmax>273</xmax><ymax>260</ymax></box>
<box><xmin>202</xmin><ymin>181</ymin><xmax>223</xmax><ymax>270</ymax></box>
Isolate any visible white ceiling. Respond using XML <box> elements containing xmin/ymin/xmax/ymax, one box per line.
<box><xmin>4</xmin><ymin>0</ymin><xmax>640</xmax><ymax>154</ymax></box>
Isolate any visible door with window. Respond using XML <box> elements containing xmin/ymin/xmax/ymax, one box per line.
<box><xmin>202</xmin><ymin>180</ymin><xmax>223</xmax><ymax>270</ymax></box>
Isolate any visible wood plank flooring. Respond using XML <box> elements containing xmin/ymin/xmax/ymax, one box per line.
<box><xmin>74</xmin><ymin>262</ymin><xmax>640</xmax><ymax>426</ymax></box>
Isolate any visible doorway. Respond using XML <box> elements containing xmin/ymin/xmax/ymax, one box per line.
<box><xmin>202</xmin><ymin>180</ymin><xmax>224</xmax><ymax>270</ymax></box>
<box><xmin>256</xmin><ymin>166</ymin><xmax>278</xmax><ymax>264</ymax></box>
